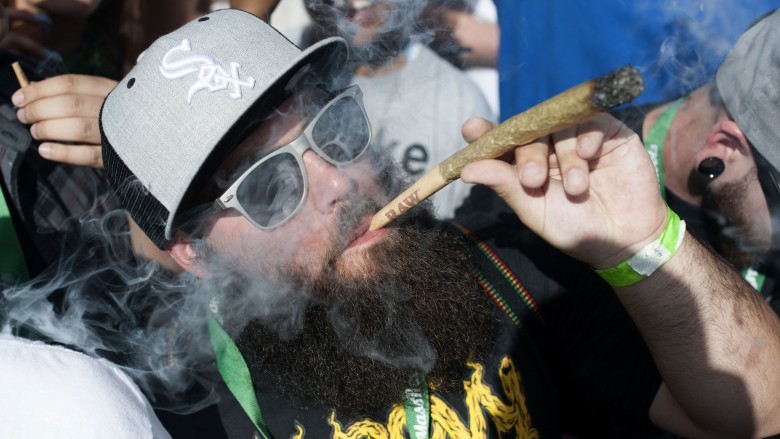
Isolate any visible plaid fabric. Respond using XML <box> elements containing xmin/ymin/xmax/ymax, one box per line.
<box><xmin>0</xmin><ymin>139</ymin><xmax>119</xmax><ymax>276</ymax></box>
<box><xmin>0</xmin><ymin>53</ymin><xmax>120</xmax><ymax>280</ymax></box>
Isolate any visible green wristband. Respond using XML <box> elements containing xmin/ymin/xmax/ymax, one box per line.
<box><xmin>594</xmin><ymin>207</ymin><xmax>686</xmax><ymax>287</ymax></box>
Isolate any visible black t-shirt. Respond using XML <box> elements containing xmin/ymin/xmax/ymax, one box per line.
<box><xmin>159</xmin><ymin>190</ymin><xmax>663</xmax><ymax>438</ymax></box>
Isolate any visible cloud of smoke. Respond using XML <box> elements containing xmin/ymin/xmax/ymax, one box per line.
<box><xmin>1</xmin><ymin>210</ymin><xmax>217</xmax><ymax>413</ymax></box>
<box><xmin>638</xmin><ymin>0</ymin><xmax>775</xmax><ymax>97</ymax></box>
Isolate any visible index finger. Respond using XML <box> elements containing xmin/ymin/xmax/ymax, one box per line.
<box><xmin>13</xmin><ymin>74</ymin><xmax>117</xmax><ymax>107</ymax></box>
<box><xmin>461</xmin><ymin>117</ymin><xmax>496</xmax><ymax>143</ymax></box>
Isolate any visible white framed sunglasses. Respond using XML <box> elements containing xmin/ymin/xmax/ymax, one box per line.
<box><xmin>214</xmin><ymin>85</ymin><xmax>372</xmax><ymax>230</ymax></box>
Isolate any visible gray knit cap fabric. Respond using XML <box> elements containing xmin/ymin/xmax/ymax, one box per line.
<box><xmin>100</xmin><ymin>9</ymin><xmax>348</xmax><ymax>248</ymax></box>
<box><xmin>716</xmin><ymin>9</ymin><xmax>780</xmax><ymax>171</ymax></box>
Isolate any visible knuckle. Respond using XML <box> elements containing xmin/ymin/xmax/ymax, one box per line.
<box><xmin>82</xmin><ymin>119</ymin><xmax>96</xmax><ymax>140</ymax></box>
<box><xmin>69</xmin><ymin>95</ymin><xmax>85</xmax><ymax>113</ymax></box>
<box><xmin>90</xmin><ymin>147</ymin><xmax>102</xmax><ymax>166</ymax></box>
<box><xmin>54</xmin><ymin>74</ymin><xmax>78</xmax><ymax>92</ymax></box>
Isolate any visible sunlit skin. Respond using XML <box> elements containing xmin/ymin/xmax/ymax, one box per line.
<box><xmin>643</xmin><ymin>86</ymin><xmax>773</xmax><ymax>257</ymax></box>
<box><xmin>194</xmin><ymin>88</ymin><xmax>389</xmax><ymax>281</ymax></box>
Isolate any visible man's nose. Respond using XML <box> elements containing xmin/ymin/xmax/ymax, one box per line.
<box><xmin>302</xmin><ymin>150</ymin><xmax>357</xmax><ymax>214</ymax></box>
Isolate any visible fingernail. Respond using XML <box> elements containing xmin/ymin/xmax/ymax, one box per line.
<box><xmin>38</xmin><ymin>143</ymin><xmax>51</xmax><ymax>158</ymax></box>
<box><xmin>16</xmin><ymin>108</ymin><xmax>25</xmax><ymax>123</ymax></box>
<box><xmin>522</xmin><ymin>162</ymin><xmax>543</xmax><ymax>180</ymax></box>
<box><xmin>566</xmin><ymin>169</ymin><xmax>586</xmax><ymax>188</ymax></box>
<box><xmin>577</xmin><ymin>138</ymin><xmax>591</xmax><ymax>154</ymax></box>
<box><xmin>11</xmin><ymin>91</ymin><xmax>23</xmax><ymax>107</ymax></box>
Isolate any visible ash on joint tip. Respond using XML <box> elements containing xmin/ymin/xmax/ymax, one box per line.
<box><xmin>591</xmin><ymin>65</ymin><xmax>644</xmax><ymax>110</ymax></box>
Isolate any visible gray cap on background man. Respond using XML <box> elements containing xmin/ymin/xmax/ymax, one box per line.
<box><xmin>716</xmin><ymin>8</ymin><xmax>780</xmax><ymax>171</ymax></box>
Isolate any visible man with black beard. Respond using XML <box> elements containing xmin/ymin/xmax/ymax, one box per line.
<box><xmin>235</xmin><ymin>198</ymin><xmax>496</xmax><ymax>420</ymax></box>
<box><xmin>99</xmin><ymin>9</ymin><xmax>780</xmax><ymax>439</ymax></box>
<box><xmin>612</xmin><ymin>9</ymin><xmax>780</xmax><ymax>315</ymax></box>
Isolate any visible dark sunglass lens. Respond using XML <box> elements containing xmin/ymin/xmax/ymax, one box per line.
<box><xmin>236</xmin><ymin>153</ymin><xmax>304</xmax><ymax>228</ymax></box>
<box><xmin>311</xmin><ymin>96</ymin><xmax>370</xmax><ymax>163</ymax></box>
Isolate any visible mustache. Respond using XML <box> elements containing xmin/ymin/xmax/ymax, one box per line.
<box><xmin>325</xmin><ymin>195</ymin><xmax>384</xmax><ymax>262</ymax></box>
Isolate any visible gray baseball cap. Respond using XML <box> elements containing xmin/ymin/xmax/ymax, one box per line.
<box><xmin>100</xmin><ymin>9</ymin><xmax>348</xmax><ymax>248</ymax></box>
<box><xmin>716</xmin><ymin>8</ymin><xmax>780</xmax><ymax>171</ymax></box>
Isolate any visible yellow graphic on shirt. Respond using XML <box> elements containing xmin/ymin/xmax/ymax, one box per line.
<box><xmin>290</xmin><ymin>422</ymin><xmax>305</xmax><ymax>439</ymax></box>
<box><xmin>296</xmin><ymin>356</ymin><xmax>537</xmax><ymax>438</ymax></box>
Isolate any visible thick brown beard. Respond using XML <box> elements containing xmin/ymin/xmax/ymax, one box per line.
<box><xmin>234</xmin><ymin>204</ymin><xmax>497</xmax><ymax>420</ymax></box>
<box><xmin>702</xmin><ymin>173</ymin><xmax>769</xmax><ymax>268</ymax></box>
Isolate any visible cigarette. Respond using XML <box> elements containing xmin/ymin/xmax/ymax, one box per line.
<box><xmin>12</xmin><ymin>62</ymin><xmax>29</xmax><ymax>88</ymax></box>
<box><xmin>369</xmin><ymin>65</ymin><xmax>644</xmax><ymax>231</ymax></box>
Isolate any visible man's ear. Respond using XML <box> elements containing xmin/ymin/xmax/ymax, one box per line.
<box><xmin>168</xmin><ymin>231</ymin><xmax>209</xmax><ymax>278</ymax></box>
<box><xmin>696</xmin><ymin>119</ymin><xmax>752</xmax><ymax>169</ymax></box>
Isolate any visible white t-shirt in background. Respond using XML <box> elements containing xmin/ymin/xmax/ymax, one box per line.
<box><xmin>0</xmin><ymin>334</ymin><xmax>170</xmax><ymax>438</ymax></box>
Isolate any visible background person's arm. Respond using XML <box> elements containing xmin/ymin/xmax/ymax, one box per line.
<box><xmin>438</xmin><ymin>8</ymin><xmax>498</xmax><ymax>68</ymax></box>
<box><xmin>229</xmin><ymin>0</ymin><xmax>281</xmax><ymax>22</ymax></box>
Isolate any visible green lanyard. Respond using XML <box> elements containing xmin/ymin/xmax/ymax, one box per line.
<box><xmin>207</xmin><ymin>314</ymin><xmax>271</xmax><ymax>439</ymax></box>
<box><xmin>0</xmin><ymin>185</ymin><xmax>28</xmax><ymax>285</ymax></box>
<box><xmin>207</xmin><ymin>302</ymin><xmax>431</xmax><ymax>438</ymax></box>
<box><xmin>403</xmin><ymin>376</ymin><xmax>430</xmax><ymax>439</ymax></box>
<box><xmin>644</xmin><ymin>98</ymin><xmax>765</xmax><ymax>292</ymax></box>
<box><xmin>644</xmin><ymin>98</ymin><xmax>684</xmax><ymax>200</ymax></box>
<box><xmin>741</xmin><ymin>266</ymin><xmax>766</xmax><ymax>292</ymax></box>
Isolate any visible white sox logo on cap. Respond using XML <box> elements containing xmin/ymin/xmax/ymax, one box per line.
<box><xmin>159</xmin><ymin>39</ymin><xmax>256</xmax><ymax>104</ymax></box>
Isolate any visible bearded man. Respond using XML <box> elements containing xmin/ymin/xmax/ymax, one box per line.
<box><xmin>612</xmin><ymin>9</ymin><xmax>780</xmax><ymax>315</ymax></box>
<box><xmin>99</xmin><ymin>9</ymin><xmax>780</xmax><ymax>439</ymax></box>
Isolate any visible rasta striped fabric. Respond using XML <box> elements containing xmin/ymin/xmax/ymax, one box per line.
<box><xmin>451</xmin><ymin>222</ymin><xmax>547</xmax><ymax>331</ymax></box>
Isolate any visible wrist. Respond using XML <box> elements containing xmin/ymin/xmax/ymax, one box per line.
<box><xmin>593</xmin><ymin>206</ymin><xmax>686</xmax><ymax>287</ymax></box>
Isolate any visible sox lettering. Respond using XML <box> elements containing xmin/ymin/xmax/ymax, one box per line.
<box><xmin>160</xmin><ymin>39</ymin><xmax>256</xmax><ymax>104</ymax></box>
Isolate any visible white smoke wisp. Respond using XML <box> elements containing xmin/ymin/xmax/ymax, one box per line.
<box><xmin>305</xmin><ymin>0</ymin><xmax>435</xmax><ymax>68</ymax></box>
<box><xmin>0</xmin><ymin>210</ymin><xmax>219</xmax><ymax>413</ymax></box>
<box><xmin>641</xmin><ymin>0</ymin><xmax>775</xmax><ymax>98</ymax></box>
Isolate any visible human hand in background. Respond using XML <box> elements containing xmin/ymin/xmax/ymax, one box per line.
<box><xmin>13</xmin><ymin>74</ymin><xmax>117</xmax><ymax>168</ymax></box>
<box><xmin>230</xmin><ymin>0</ymin><xmax>282</xmax><ymax>22</ymax></box>
<box><xmin>439</xmin><ymin>8</ymin><xmax>498</xmax><ymax>68</ymax></box>
<box><xmin>0</xmin><ymin>5</ymin><xmax>48</xmax><ymax>59</ymax></box>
